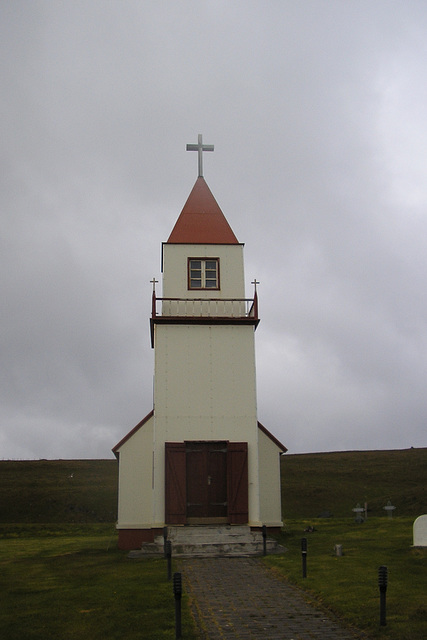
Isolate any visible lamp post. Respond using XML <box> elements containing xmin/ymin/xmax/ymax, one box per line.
<box><xmin>378</xmin><ymin>565</ymin><xmax>388</xmax><ymax>626</ymax></box>
<box><xmin>173</xmin><ymin>572</ymin><xmax>182</xmax><ymax>639</ymax></box>
<box><xmin>301</xmin><ymin>537</ymin><xmax>307</xmax><ymax>578</ymax></box>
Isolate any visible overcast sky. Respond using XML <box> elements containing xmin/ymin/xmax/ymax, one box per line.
<box><xmin>2</xmin><ymin>1</ymin><xmax>427</xmax><ymax>459</ymax></box>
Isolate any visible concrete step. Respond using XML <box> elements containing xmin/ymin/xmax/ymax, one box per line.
<box><xmin>129</xmin><ymin>525</ymin><xmax>286</xmax><ymax>558</ymax></box>
<box><xmin>168</xmin><ymin>524</ymin><xmax>258</xmax><ymax>544</ymax></box>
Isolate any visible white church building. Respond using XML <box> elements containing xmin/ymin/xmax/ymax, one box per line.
<box><xmin>113</xmin><ymin>136</ymin><xmax>286</xmax><ymax>550</ymax></box>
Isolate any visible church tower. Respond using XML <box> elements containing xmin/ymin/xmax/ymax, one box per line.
<box><xmin>113</xmin><ymin>136</ymin><xmax>286</xmax><ymax>550</ymax></box>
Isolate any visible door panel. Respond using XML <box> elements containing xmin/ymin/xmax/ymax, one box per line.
<box><xmin>207</xmin><ymin>447</ymin><xmax>227</xmax><ymax>517</ymax></box>
<box><xmin>186</xmin><ymin>445</ymin><xmax>207</xmax><ymax>518</ymax></box>
<box><xmin>165</xmin><ymin>443</ymin><xmax>187</xmax><ymax>524</ymax></box>
<box><xmin>227</xmin><ymin>442</ymin><xmax>249</xmax><ymax>524</ymax></box>
<box><xmin>186</xmin><ymin>442</ymin><xmax>227</xmax><ymax>519</ymax></box>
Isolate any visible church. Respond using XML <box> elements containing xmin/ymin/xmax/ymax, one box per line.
<box><xmin>113</xmin><ymin>135</ymin><xmax>286</xmax><ymax>550</ymax></box>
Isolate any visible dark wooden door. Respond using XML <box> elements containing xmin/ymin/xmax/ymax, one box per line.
<box><xmin>186</xmin><ymin>442</ymin><xmax>227</xmax><ymax>520</ymax></box>
<box><xmin>165</xmin><ymin>442</ymin><xmax>187</xmax><ymax>524</ymax></box>
<box><xmin>227</xmin><ymin>442</ymin><xmax>248</xmax><ymax>524</ymax></box>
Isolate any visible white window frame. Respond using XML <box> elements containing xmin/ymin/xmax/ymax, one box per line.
<box><xmin>188</xmin><ymin>258</ymin><xmax>220</xmax><ymax>290</ymax></box>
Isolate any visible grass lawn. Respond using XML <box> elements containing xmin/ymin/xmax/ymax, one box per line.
<box><xmin>1</xmin><ymin>452</ymin><xmax>426</xmax><ymax>639</ymax></box>
<box><xmin>0</xmin><ymin>524</ymin><xmax>198</xmax><ymax>640</ymax></box>
<box><xmin>1</xmin><ymin>520</ymin><xmax>426</xmax><ymax>639</ymax></box>
<box><xmin>264</xmin><ymin>517</ymin><xmax>427</xmax><ymax>640</ymax></box>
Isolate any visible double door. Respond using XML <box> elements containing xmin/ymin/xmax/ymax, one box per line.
<box><xmin>186</xmin><ymin>441</ymin><xmax>227</xmax><ymax>521</ymax></box>
<box><xmin>164</xmin><ymin>440</ymin><xmax>248</xmax><ymax>525</ymax></box>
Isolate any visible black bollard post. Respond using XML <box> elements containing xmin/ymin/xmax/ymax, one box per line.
<box><xmin>166</xmin><ymin>540</ymin><xmax>172</xmax><ymax>581</ymax></box>
<box><xmin>173</xmin><ymin>572</ymin><xmax>182</xmax><ymax>639</ymax></box>
<box><xmin>163</xmin><ymin>526</ymin><xmax>168</xmax><ymax>557</ymax></box>
<box><xmin>262</xmin><ymin>524</ymin><xmax>267</xmax><ymax>556</ymax></box>
<box><xmin>378</xmin><ymin>565</ymin><xmax>388</xmax><ymax>626</ymax></box>
<box><xmin>301</xmin><ymin>537</ymin><xmax>307</xmax><ymax>578</ymax></box>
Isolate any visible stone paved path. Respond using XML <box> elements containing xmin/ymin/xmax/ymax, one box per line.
<box><xmin>179</xmin><ymin>558</ymin><xmax>369</xmax><ymax>639</ymax></box>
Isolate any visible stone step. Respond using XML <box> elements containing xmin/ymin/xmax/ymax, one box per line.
<box><xmin>129</xmin><ymin>524</ymin><xmax>286</xmax><ymax>558</ymax></box>
<box><xmin>136</xmin><ymin>539</ymin><xmax>282</xmax><ymax>558</ymax></box>
<box><xmin>165</xmin><ymin>524</ymin><xmax>260</xmax><ymax>544</ymax></box>
<box><xmin>167</xmin><ymin>524</ymin><xmax>249</xmax><ymax>537</ymax></box>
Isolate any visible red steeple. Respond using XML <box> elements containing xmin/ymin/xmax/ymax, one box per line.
<box><xmin>167</xmin><ymin>177</ymin><xmax>239</xmax><ymax>244</ymax></box>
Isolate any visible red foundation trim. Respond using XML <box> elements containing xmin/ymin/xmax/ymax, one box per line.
<box><xmin>250</xmin><ymin>526</ymin><xmax>282</xmax><ymax>535</ymax></box>
<box><xmin>117</xmin><ymin>528</ymin><xmax>163</xmax><ymax>550</ymax></box>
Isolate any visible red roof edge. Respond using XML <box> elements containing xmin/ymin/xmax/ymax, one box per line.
<box><xmin>112</xmin><ymin>409</ymin><xmax>154</xmax><ymax>457</ymax></box>
<box><xmin>258</xmin><ymin>421</ymin><xmax>288</xmax><ymax>453</ymax></box>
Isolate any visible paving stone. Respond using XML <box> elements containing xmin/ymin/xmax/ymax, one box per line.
<box><xmin>179</xmin><ymin>557</ymin><xmax>369</xmax><ymax>640</ymax></box>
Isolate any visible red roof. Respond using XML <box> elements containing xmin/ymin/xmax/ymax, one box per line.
<box><xmin>167</xmin><ymin>177</ymin><xmax>239</xmax><ymax>244</ymax></box>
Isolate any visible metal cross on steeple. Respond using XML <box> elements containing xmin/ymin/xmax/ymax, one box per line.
<box><xmin>186</xmin><ymin>134</ymin><xmax>214</xmax><ymax>177</ymax></box>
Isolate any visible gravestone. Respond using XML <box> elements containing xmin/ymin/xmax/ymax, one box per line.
<box><xmin>413</xmin><ymin>515</ymin><xmax>427</xmax><ymax>547</ymax></box>
<box><xmin>352</xmin><ymin>503</ymin><xmax>365</xmax><ymax>523</ymax></box>
<box><xmin>383</xmin><ymin>500</ymin><xmax>396</xmax><ymax>519</ymax></box>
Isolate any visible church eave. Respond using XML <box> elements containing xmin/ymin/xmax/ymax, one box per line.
<box><xmin>150</xmin><ymin>316</ymin><xmax>260</xmax><ymax>348</ymax></box>
<box><xmin>112</xmin><ymin>409</ymin><xmax>154</xmax><ymax>456</ymax></box>
<box><xmin>166</xmin><ymin>241</ymin><xmax>244</xmax><ymax>246</ymax></box>
<box><xmin>258</xmin><ymin>421</ymin><xmax>288</xmax><ymax>453</ymax></box>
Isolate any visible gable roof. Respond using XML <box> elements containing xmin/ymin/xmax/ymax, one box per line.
<box><xmin>112</xmin><ymin>410</ymin><xmax>287</xmax><ymax>457</ymax></box>
<box><xmin>167</xmin><ymin>177</ymin><xmax>239</xmax><ymax>244</ymax></box>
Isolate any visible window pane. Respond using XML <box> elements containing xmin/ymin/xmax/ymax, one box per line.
<box><xmin>188</xmin><ymin>258</ymin><xmax>219</xmax><ymax>290</ymax></box>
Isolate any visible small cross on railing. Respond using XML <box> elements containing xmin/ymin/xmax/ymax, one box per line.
<box><xmin>186</xmin><ymin>134</ymin><xmax>214</xmax><ymax>177</ymax></box>
<box><xmin>251</xmin><ymin>279</ymin><xmax>259</xmax><ymax>319</ymax></box>
<box><xmin>150</xmin><ymin>278</ymin><xmax>159</xmax><ymax>318</ymax></box>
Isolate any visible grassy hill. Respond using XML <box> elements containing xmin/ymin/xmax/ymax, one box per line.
<box><xmin>0</xmin><ymin>448</ymin><xmax>425</xmax><ymax>523</ymax></box>
<box><xmin>282</xmin><ymin>447</ymin><xmax>427</xmax><ymax>518</ymax></box>
<box><xmin>0</xmin><ymin>459</ymin><xmax>117</xmax><ymax>523</ymax></box>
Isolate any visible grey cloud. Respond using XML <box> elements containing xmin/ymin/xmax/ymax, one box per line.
<box><xmin>1</xmin><ymin>1</ymin><xmax>427</xmax><ymax>458</ymax></box>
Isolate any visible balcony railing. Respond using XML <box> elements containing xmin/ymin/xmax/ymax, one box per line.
<box><xmin>151</xmin><ymin>292</ymin><xmax>258</xmax><ymax>321</ymax></box>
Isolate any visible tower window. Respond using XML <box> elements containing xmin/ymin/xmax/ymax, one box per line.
<box><xmin>188</xmin><ymin>258</ymin><xmax>219</xmax><ymax>290</ymax></box>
